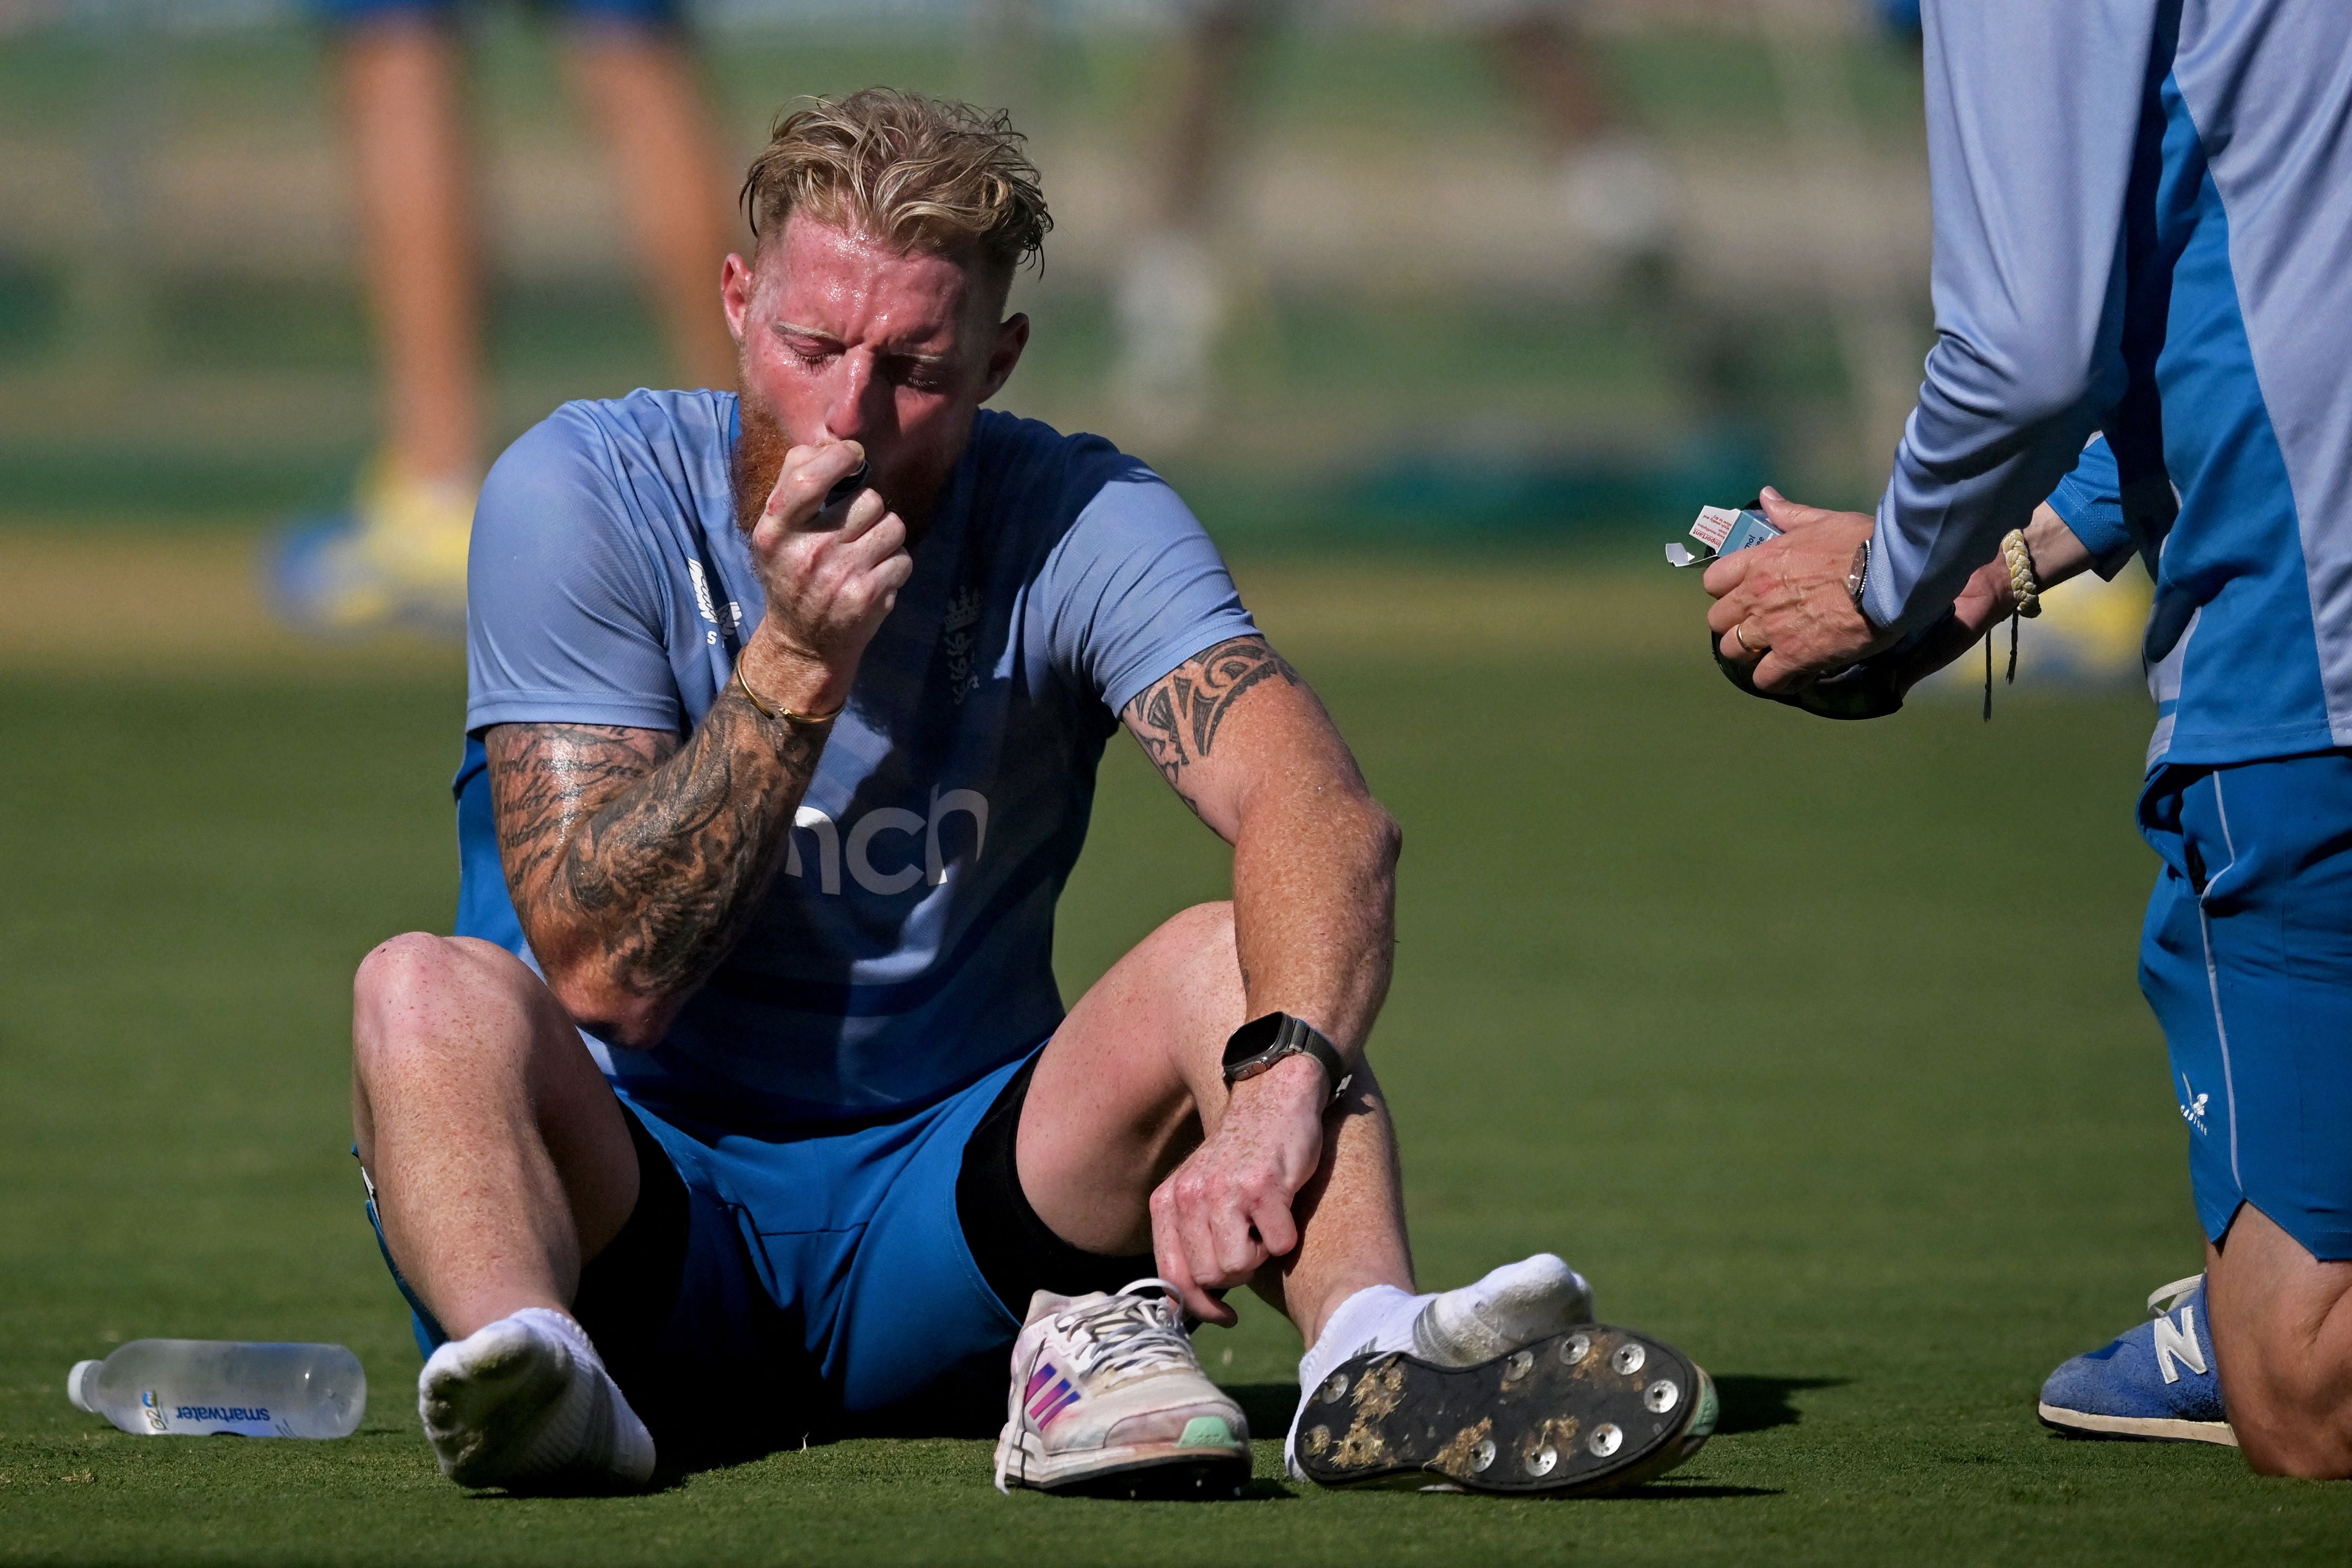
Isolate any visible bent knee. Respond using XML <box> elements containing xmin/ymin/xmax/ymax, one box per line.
<box><xmin>356</xmin><ymin>932</ymin><xmax>508</xmax><ymax>1005</ymax></box>
<box><xmin>2217</xmin><ymin>1337</ymin><xmax>2352</xmax><ymax>1478</ymax></box>
<box><xmin>2235</xmin><ymin>1410</ymin><xmax>2352</xmax><ymax>1479</ymax></box>
<box><xmin>1154</xmin><ymin>900</ymin><xmax>1237</xmax><ymax>960</ymax></box>
<box><xmin>352</xmin><ymin>935</ymin><xmax>536</xmax><ymax>1070</ymax></box>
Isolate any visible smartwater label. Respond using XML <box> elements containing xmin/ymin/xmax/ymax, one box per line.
<box><xmin>141</xmin><ymin>1390</ymin><xmax>286</xmax><ymax>1437</ymax></box>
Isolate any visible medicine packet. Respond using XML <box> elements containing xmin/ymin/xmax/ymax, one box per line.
<box><xmin>1666</xmin><ymin>503</ymin><xmax>1781</xmax><ymax>568</ymax></box>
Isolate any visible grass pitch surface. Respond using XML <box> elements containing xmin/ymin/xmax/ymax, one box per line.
<box><xmin>2</xmin><ymin>562</ymin><xmax>2345</xmax><ymax>1564</ymax></box>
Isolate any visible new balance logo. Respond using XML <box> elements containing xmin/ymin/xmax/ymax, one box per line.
<box><xmin>2152</xmin><ymin>1305</ymin><xmax>2207</xmax><ymax>1385</ymax></box>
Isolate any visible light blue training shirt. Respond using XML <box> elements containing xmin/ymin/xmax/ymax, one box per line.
<box><xmin>455</xmin><ymin>391</ymin><xmax>1257</xmax><ymax>1131</ymax></box>
<box><xmin>1870</xmin><ymin>0</ymin><xmax>2352</xmax><ymax>769</ymax></box>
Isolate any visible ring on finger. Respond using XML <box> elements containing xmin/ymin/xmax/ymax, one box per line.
<box><xmin>1733</xmin><ymin>622</ymin><xmax>1767</xmax><ymax>657</ymax></box>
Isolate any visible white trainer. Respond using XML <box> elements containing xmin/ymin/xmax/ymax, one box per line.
<box><xmin>993</xmin><ymin>1278</ymin><xmax>1251</xmax><ymax>1499</ymax></box>
<box><xmin>417</xmin><ymin>1307</ymin><xmax>655</xmax><ymax>1491</ymax></box>
<box><xmin>1414</xmin><ymin>1253</ymin><xmax>1595</xmax><ymax>1366</ymax></box>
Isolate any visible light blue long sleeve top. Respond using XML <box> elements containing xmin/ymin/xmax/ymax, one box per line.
<box><xmin>1871</xmin><ymin>0</ymin><xmax>2352</xmax><ymax>769</ymax></box>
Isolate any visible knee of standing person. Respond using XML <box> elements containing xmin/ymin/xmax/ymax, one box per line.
<box><xmin>2218</xmin><ymin>1305</ymin><xmax>2352</xmax><ymax>1479</ymax></box>
<box><xmin>2232</xmin><ymin>1385</ymin><xmax>2352</xmax><ymax>1480</ymax></box>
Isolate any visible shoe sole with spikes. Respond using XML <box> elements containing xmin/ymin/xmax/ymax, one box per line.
<box><xmin>1292</xmin><ymin>1325</ymin><xmax>1716</xmax><ymax>1496</ymax></box>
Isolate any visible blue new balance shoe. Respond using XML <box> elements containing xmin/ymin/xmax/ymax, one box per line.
<box><xmin>2038</xmin><ymin>1275</ymin><xmax>2236</xmax><ymax>1446</ymax></box>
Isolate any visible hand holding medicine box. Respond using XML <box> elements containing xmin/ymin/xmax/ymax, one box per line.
<box><xmin>1689</xmin><ymin>504</ymin><xmax>1781</xmax><ymax>557</ymax></box>
<box><xmin>1665</xmin><ymin>502</ymin><xmax>1779</xmax><ymax>569</ymax></box>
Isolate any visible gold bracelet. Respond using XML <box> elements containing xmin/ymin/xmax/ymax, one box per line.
<box><xmin>731</xmin><ymin>660</ymin><xmax>844</xmax><ymax>727</ymax></box>
<box><xmin>2002</xmin><ymin>528</ymin><xmax>2043</xmax><ymax>619</ymax></box>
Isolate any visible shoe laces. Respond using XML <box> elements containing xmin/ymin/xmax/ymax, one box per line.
<box><xmin>2147</xmin><ymin>1274</ymin><xmax>2204</xmax><ymax>1319</ymax></box>
<box><xmin>1051</xmin><ymin>1279</ymin><xmax>1199</xmax><ymax>1383</ymax></box>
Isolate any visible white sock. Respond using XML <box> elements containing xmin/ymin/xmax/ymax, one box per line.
<box><xmin>1287</xmin><ymin>1285</ymin><xmax>1432</xmax><ymax>1471</ymax></box>
<box><xmin>419</xmin><ymin>1306</ymin><xmax>654</xmax><ymax>1490</ymax></box>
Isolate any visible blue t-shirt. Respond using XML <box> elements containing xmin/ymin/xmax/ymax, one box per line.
<box><xmin>456</xmin><ymin>390</ymin><xmax>1257</xmax><ymax>1132</ymax></box>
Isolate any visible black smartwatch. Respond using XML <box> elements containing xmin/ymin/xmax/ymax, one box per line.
<box><xmin>1221</xmin><ymin>1013</ymin><xmax>1353</xmax><ymax>1104</ymax></box>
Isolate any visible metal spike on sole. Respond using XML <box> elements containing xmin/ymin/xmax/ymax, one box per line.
<box><xmin>1293</xmin><ymin>1325</ymin><xmax>1717</xmax><ymax>1497</ymax></box>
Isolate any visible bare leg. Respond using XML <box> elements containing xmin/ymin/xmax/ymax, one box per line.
<box><xmin>1149</xmin><ymin>2</ymin><xmax>1262</xmax><ymax>235</ymax></box>
<box><xmin>1485</xmin><ymin>7</ymin><xmax>1621</xmax><ymax>155</ymax></box>
<box><xmin>562</xmin><ymin>28</ymin><xmax>741</xmax><ymax>391</ymax></box>
<box><xmin>2205</xmin><ymin>1203</ymin><xmax>2352</xmax><ymax>1476</ymax></box>
<box><xmin>351</xmin><ymin>934</ymin><xmax>638</xmax><ymax>1338</ymax></box>
<box><xmin>1016</xmin><ymin>902</ymin><xmax>1413</xmax><ymax>1348</ymax></box>
<box><xmin>334</xmin><ymin>20</ymin><xmax>483</xmax><ymax>489</ymax></box>
<box><xmin>1112</xmin><ymin>2</ymin><xmax>1268</xmax><ymax>438</ymax></box>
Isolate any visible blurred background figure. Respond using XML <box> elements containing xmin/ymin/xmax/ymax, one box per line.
<box><xmin>272</xmin><ymin>0</ymin><xmax>739</xmax><ymax>637</ymax></box>
<box><xmin>1115</xmin><ymin>0</ymin><xmax>1674</xmax><ymax>444</ymax></box>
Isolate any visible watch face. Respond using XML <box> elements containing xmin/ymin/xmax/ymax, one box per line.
<box><xmin>1222</xmin><ymin>1013</ymin><xmax>1286</xmax><ymax>1074</ymax></box>
<box><xmin>1848</xmin><ymin>540</ymin><xmax>1870</xmax><ymax>599</ymax></box>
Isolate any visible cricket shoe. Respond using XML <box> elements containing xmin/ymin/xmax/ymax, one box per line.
<box><xmin>993</xmin><ymin>1278</ymin><xmax>1251</xmax><ymax>1499</ymax></box>
<box><xmin>1284</xmin><ymin>1254</ymin><xmax>1594</xmax><ymax>1475</ymax></box>
<box><xmin>1290</xmin><ymin>1256</ymin><xmax>1716</xmax><ymax>1495</ymax></box>
<box><xmin>268</xmin><ymin>462</ymin><xmax>474</xmax><ymax>637</ymax></box>
<box><xmin>2038</xmin><ymin>1274</ymin><xmax>2235</xmax><ymax>1446</ymax></box>
<box><xmin>418</xmin><ymin>1307</ymin><xmax>656</xmax><ymax>1490</ymax></box>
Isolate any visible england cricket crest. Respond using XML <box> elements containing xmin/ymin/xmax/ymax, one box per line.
<box><xmin>942</xmin><ymin>584</ymin><xmax>984</xmax><ymax>705</ymax></box>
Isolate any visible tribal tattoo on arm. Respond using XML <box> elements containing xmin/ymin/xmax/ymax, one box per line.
<box><xmin>1122</xmin><ymin>636</ymin><xmax>1301</xmax><ymax>815</ymax></box>
<box><xmin>483</xmin><ymin>691</ymin><xmax>829</xmax><ymax>1029</ymax></box>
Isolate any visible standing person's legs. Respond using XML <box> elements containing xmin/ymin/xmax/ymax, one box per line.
<box><xmin>1476</xmin><ymin>0</ymin><xmax>1673</xmax><ymax>268</ymax></box>
<box><xmin>276</xmin><ymin>2</ymin><xmax>483</xmax><ymax>635</ymax></box>
<box><xmin>2146</xmin><ymin>755</ymin><xmax>2352</xmax><ymax>1477</ymax></box>
<box><xmin>333</xmin><ymin>8</ymin><xmax>484</xmax><ymax>493</ymax></box>
<box><xmin>2203</xmin><ymin>1210</ymin><xmax>2352</xmax><ymax>1475</ymax></box>
<box><xmin>560</xmin><ymin>14</ymin><xmax>741</xmax><ymax>390</ymax></box>
<box><xmin>1111</xmin><ymin>0</ymin><xmax>1269</xmax><ymax>439</ymax></box>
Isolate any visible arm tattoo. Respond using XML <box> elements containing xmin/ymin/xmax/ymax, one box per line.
<box><xmin>1123</xmin><ymin>635</ymin><xmax>1300</xmax><ymax>811</ymax></box>
<box><xmin>484</xmin><ymin>692</ymin><xmax>827</xmax><ymax>1015</ymax></box>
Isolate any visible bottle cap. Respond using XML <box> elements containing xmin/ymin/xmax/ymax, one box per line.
<box><xmin>68</xmin><ymin>1360</ymin><xmax>100</xmax><ymax>1413</ymax></box>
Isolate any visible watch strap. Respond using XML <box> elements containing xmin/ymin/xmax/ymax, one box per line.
<box><xmin>1221</xmin><ymin>1013</ymin><xmax>1354</xmax><ymax>1104</ymax></box>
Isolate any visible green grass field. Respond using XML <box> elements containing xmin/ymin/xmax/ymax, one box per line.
<box><xmin>3</xmin><ymin>565</ymin><xmax>2346</xmax><ymax>1563</ymax></box>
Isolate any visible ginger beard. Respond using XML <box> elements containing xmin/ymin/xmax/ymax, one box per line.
<box><xmin>730</xmin><ymin>382</ymin><xmax>797</xmax><ymax>541</ymax></box>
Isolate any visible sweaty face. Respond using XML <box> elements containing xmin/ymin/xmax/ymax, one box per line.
<box><xmin>723</xmin><ymin>216</ymin><xmax>1022</xmax><ymax>538</ymax></box>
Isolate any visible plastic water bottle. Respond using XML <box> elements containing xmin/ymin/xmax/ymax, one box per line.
<box><xmin>67</xmin><ymin>1340</ymin><xmax>366</xmax><ymax>1438</ymax></box>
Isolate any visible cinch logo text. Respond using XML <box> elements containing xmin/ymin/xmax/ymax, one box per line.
<box><xmin>786</xmin><ymin>787</ymin><xmax>988</xmax><ymax>897</ymax></box>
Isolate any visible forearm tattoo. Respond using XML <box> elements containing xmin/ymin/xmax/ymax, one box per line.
<box><xmin>484</xmin><ymin>692</ymin><xmax>827</xmax><ymax>1011</ymax></box>
<box><xmin>1124</xmin><ymin>636</ymin><xmax>1300</xmax><ymax>812</ymax></box>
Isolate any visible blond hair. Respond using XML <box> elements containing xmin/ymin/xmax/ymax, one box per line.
<box><xmin>740</xmin><ymin>89</ymin><xmax>1051</xmax><ymax>283</ymax></box>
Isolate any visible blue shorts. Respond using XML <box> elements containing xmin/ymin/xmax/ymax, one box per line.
<box><xmin>2139</xmin><ymin>751</ymin><xmax>2352</xmax><ymax>1261</ymax></box>
<box><xmin>313</xmin><ymin>0</ymin><xmax>681</xmax><ymax>28</ymax></box>
<box><xmin>368</xmin><ymin>1049</ymin><xmax>1069</xmax><ymax>1458</ymax></box>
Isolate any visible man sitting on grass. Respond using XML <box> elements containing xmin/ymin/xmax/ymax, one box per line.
<box><xmin>348</xmin><ymin>88</ymin><xmax>1714</xmax><ymax>1496</ymax></box>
